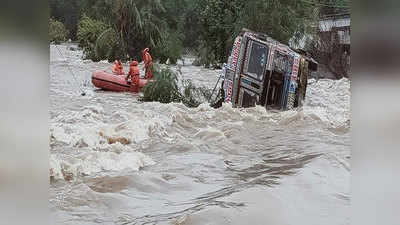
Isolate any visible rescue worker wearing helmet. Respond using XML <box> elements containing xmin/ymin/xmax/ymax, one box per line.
<box><xmin>127</xmin><ymin>61</ymin><xmax>140</xmax><ymax>92</ymax></box>
<box><xmin>142</xmin><ymin>48</ymin><xmax>153</xmax><ymax>79</ymax></box>
<box><xmin>112</xmin><ymin>60</ymin><xmax>124</xmax><ymax>75</ymax></box>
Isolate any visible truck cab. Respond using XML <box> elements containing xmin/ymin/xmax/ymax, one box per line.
<box><xmin>222</xmin><ymin>29</ymin><xmax>317</xmax><ymax>110</ymax></box>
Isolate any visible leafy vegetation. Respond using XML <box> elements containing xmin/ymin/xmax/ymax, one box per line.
<box><xmin>77</xmin><ymin>16</ymin><xmax>111</xmax><ymax>61</ymax></box>
<box><xmin>51</xmin><ymin>0</ymin><xmax>350</xmax><ymax>65</ymax></box>
<box><xmin>140</xmin><ymin>66</ymin><xmax>211</xmax><ymax>107</ymax></box>
<box><xmin>49</xmin><ymin>0</ymin><xmax>81</xmax><ymax>39</ymax></box>
<box><xmin>49</xmin><ymin>18</ymin><xmax>69</xmax><ymax>44</ymax></box>
<box><xmin>50</xmin><ymin>0</ymin><xmax>350</xmax><ymax>103</ymax></box>
<box><xmin>75</xmin><ymin>0</ymin><xmax>166</xmax><ymax>61</ymax></box>
<box><xmin>154</xmin><ymin>31</ymin><xmax>184</xmax><ymax>64</ymax></box>
<box><xmin>195</xmin><ymin>0</ymin><xmax>242</xmax><ymax>66</ymax></box>
<box><xmin>112</xmin><ymin>0</ymin><xmax>166</xmax><ymax>60</ymax></box>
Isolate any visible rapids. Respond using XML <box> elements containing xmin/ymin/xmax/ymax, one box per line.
<box><xmin>50</xmin><ymin>43</ymin><xmax>350</xmax><ymax>225</ymax></box>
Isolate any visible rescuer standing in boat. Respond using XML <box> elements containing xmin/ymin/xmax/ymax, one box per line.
<box><xmin>142</xmin><ymin>48</ymin><xmax>153</xmax><ymax>79</ymax></box>
<box><xmin>112</xmin><ymin>60</ymin><xmax>124</xmax><ymax>75</ymax></box>
<box><xmin>126</xmin><ymin>61</ymin><xmax>140</xmax><ymax>92</ymax></box>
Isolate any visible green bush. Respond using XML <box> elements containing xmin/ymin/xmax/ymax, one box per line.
<box><xmin>49</xmin><ymin>18</ymin><xmax>69</xmax><ymax>44</ymax></box>
<box><xmin>141</xmin><ymin>66</ymin><xmax>182</xmax><ymax>104</ymax></box>
<box><xmin>140</xmin><ymin>66</ymin><xmax>211</xmax><ymax>107</ymax></box>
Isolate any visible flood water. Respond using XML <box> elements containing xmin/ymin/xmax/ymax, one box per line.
<box><xmin>50</xmin><ymin>43</ymin><xmax>350</xmax><ymax>225</ymax></box>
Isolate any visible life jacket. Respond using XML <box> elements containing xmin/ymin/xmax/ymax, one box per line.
<box><xmin>118</xmin><ymin>61</ymin><xmax>124</xmax><ymax>75</ymax></box>
<box><xmin>112</xmin><ymin>60</ymin><xmax>119</xmax><ymax>74</ymax></box>
<box><xmin>142</xmin><ymin>48</ymin><xmax>153</xmax><ymax>79</ymax></box>
<box><xmin>144</xmin><ymin>53</ymin><xmax>152</xmax><ymax>67</ymax></box>
<box><xmin>112</xmin><ymin>60</ymin><xmax>124</xmax><ymax>75</ymax></box>
<box><xmin>128</xmin><ymin>61</ymin><xmax>140</xmax><ymax>85</ymax></box>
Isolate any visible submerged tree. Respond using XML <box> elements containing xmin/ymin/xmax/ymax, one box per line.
<box><xmin>141</xmin><ymin>66</ymin><xmax>211</xmax><ymax>107</ymax></box>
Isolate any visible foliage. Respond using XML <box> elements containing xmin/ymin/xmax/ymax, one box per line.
<box><xmin>77</xmin><ymin>16</ymin><xmax>112</xmax><ymax>61</ymax></box>
<box><xmin>319</xmin><ymin>0</ymin><xmax>350</xmax><ymax>17</ymax></box>
<box><xmin>160</xmin><ymin>0</ymin><xmax>187</xmax><ymax>31</ymax></box>
<box><xmin>52</xmin><ymin>0</ymin><xmax>350</xmax><ymax>67</ymax></box>
<box><xmin>152</xmin><ymin>0</ymin><xmax>186</xmax><ymax>64</ymax></box>
<box><xmin>238</xmin><ymin>0</ymin><xmax>319</xmax><ymax>46</ymax></box>
<box><xmin>49</xmin><ymin>18</ymin><xmax>69</xmax><ymax>44</ymax></box>
<box><xmin>195</xmin><ymin>0</ymin><xmax>321</xmax><ymax>67</ymax></box>
<box><xmin>154</xmin><ymin>31</ymin><xmax>184</xmax><ymax>64</ymax></box>
<box><xmin>196</xmin><ymin>0</ymin><xmax>242</xmax><ymax>66</ymax></box>
<box><xmin>182</xmin><ymin>80</ymin><xmax>213</xmax><ymax>106</ymax></box>
<box><xmin>192</xmin><ymin>42</ymin><xmax>217</xmax><ymax>68</ymax></box>
<box><xmin>181</xmin><ymin>0</ymin><xmax>202</xmax><ymax>49</ymax></box>
<box><xmin>50</xmin><ymin>0</ymin><xmax>351</xmax><ymax>108</ymax></box>
<box><xmin>140</xmin><ymin>66</ymin><xmax>212</xmax><ymax>107</ymax></box>
<box><xmin>79</xmin><ymin>0</ymin><xmax>114</xmax><ymax>24</ymax></box>
<box><xmin>193</xmin><ymin>0</ymin><xmax>349</xmax><ymax>67</ymax></box>
<box><xmin>141</xmin><ymin>66</ymin><xmax>181</xmax><ymax>104</ymax></box>
<box><xmin>94</xmin><ymin>28</ymin><xmax>126</xmax><ymax>62</ymax></box>
<box><xmin>76</xmin><ymin>0</ymin><xmax>168</xmax><ymax>61</ymax></box>
<box><xmin>49</xmin><ymin>0</ymin><xmax>80</xmax><ymax>39</ymax></box>
<box><xmin>112</xmin><ymin>0</ymin><xmax>166</xmax><ymax>61</ymax></box>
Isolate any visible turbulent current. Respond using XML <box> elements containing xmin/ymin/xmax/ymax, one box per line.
<box><xmin>50</xmin><ymin>44</ymin><xmax>350</xmax><ymax>225</ymax></box>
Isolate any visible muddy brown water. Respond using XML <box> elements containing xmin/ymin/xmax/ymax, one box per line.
<box><xmin>50</xmin><ymin>44</ymin><xmax>350</xmax><ymax>225</ymax></box>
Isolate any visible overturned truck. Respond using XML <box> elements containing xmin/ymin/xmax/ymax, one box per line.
<box><xmin>216</xmin><ymin>29</ymin><xmax>317</xmax><ymax>110</ymax></box>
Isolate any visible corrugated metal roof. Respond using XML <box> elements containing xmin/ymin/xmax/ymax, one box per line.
<box><xmin>319</xmin><ymin>17</ymin><xmax>351</xmax><ymax>32</ymax></box>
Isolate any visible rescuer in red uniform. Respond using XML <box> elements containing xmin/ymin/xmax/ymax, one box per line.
<box><xmin>127</xmin><ymin>61</ymin><xmax>140</xmax><ymax>92</ymax></box>
<box><xmin>112</xmin><ymin>60</ymin><xmax>124</xmax><ymax>75</ymax></box>
<box><xmin>142</xmin><ymin>48</ymin><xmax>153</xmax><ymax>79</ymax></box>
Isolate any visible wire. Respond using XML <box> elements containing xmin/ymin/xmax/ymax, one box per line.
<box><xmin>54</xmin><ymin>44</ymin><xmax>86</xmax><ymax>96</ymax></box>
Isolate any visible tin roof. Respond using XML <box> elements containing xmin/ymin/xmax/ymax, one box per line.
<box><xmin>319</xmin><ymin>17</ymin><xmax>351</xmax><ymax>32</ymax></box>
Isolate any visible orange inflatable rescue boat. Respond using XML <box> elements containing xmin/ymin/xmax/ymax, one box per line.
<box><xmin>92</xmin><ymin>71</ymin><xmax>150</xmax><ymax>93</ymax></box>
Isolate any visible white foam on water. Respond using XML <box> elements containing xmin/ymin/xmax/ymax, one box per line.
<box><xmin>252</xmin><ymin>78</ymin><xmax>352</xmax><ymax>129</ymax></box>
<box><xmin>193</xmin><ymin>127</ymin><xmax>226</xmax><ymax>141</ymax></box>
<box><xmin>50</xmin><ymin>43</ymin><xmax>350</xmax><ymax>224</ymax></box>
<box><xmin>50</xmin><ymin>105</ymin><xmax>107</xmax><ymax>148</ymax></box>
<box><xmin>50</xmin><ymin>102</ymin><xmax>179</xmax><ymax>149</ymax></box>
<box><xmin>98</xmin><ymin>60</ymin><xmax>110</xmax><ymax>64</ymax></box>
<box><xmin>303</xmin><ymin>78</ymin><xmax>350</xmax><ymax>128</ymax></box>
<box><xmin>50</xmin><ymin>146</ymin><xmax>155</xmax><ymax>181</ymax></box>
